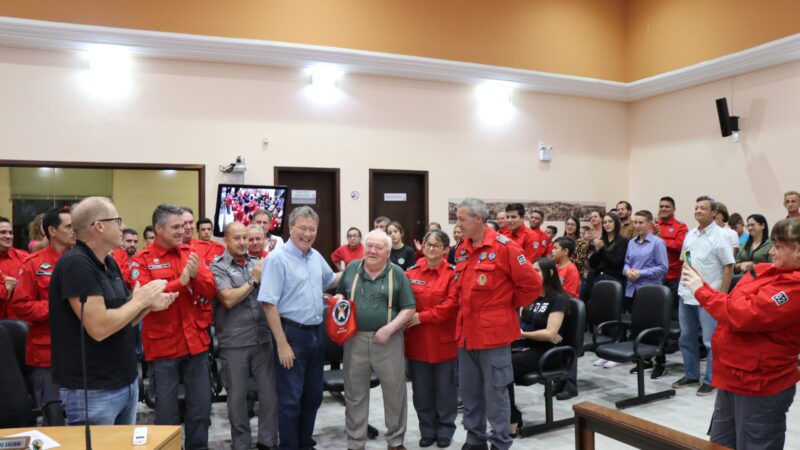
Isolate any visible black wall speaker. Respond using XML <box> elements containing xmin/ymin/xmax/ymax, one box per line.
<box><xmin>716</xmin><ymin>97</ymin><xmax>733</xmax><ymax>137</ymax></box>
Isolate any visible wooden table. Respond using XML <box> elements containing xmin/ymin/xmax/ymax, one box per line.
<box><xmin>0</xmin><ymin>425</ymin><xmax>181</xmax><ymax>450</ymax></box>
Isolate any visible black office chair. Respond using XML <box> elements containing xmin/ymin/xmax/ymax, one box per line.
<box><xmin>321</xmin><ymin>327</ymin><xmax>380</xmax><ymax>440</ymax></box>
<box><xmin>0</xmin><ymin>326</ymin><xmax>33</xmax><ymax>427</ymax></box>
<box><xmin>582</xmin><ymin>280</ymin><xmax>624</xmax><ymax>355</ymax></box>
<box><xmin>595</xmin><ymin>285</ymin><xmax>676</xmax><ymax>409</ymax></box>
<box><xmin>729</xmin><ymin>273</ymin><xmax>745</xmax><ymax>293</ymax></box>
<box><xmin>0</xmin><ymin>319</ymin><xmax>64</xmax><ymax>426</ymax></box>
<box><xmin>517</xmin><ymin>298</ymin><xmax>586</xmax><ymax>437</ymax></box>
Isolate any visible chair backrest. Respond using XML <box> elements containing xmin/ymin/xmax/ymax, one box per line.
<box><xmin>0</xmin><ymin>326</ymin><xmax>33</xmax><ymax>427</ymax></box>
<box><xmin>0</xmin><ymin>319</ymin><xmax>28</xmax><ymax>373</ymax></box>
<box><xmin>562</xmin><ymin>298</ymin><xmax>587</xmax><ymax>355</ymax></box>
<box><xmin>587</xmin><ymin>280</ymin><xmax>623</xmax><ymax>326</ymax></box>
<box><xmin>630</xmin><ymin>285</ymin><xmax>672</xmax><ymax>339</ymax></box>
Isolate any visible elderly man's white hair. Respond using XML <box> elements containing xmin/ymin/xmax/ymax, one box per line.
<box><xmin>365</xmin><ymin>229</ymin><xmax>392</xmax><ymax>250</ymax></box>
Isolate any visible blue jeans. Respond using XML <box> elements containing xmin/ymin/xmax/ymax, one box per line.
<box><xmin>59</xmin><ymin>380</ymin><xmax>138</xmax><ymax>425</ymax></box>
<box><xmin>275</xmin><ymin>324</ymin><xmax>324</xmax><ymax>450</ymax></box>
<box><xmin>678</xmin><ymin>298</ymin><xmax>716</xmax><ymax>384</ymax></box>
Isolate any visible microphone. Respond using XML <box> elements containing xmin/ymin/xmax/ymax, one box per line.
<box><xmin>79</xmin><ymin>289</ymin><xmax>92</xmax><ymax>450</ymax></box>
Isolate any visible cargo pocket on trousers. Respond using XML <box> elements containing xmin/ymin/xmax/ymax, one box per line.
<box><xmin>491</xmin><ymin>360</ymin><xmax>513</xmax><ymax>388</ymax></box>
<box><xmin>744</xmin><ymin>421</ymin><xmax>785</xmax><ymax>448</ymax></box>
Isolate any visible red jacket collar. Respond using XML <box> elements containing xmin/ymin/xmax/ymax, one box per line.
<box><xmin>464</xmin><ymin>226</ymin><xmax>497</xmax><ymax>253</ymax></box>
<box><xmin>149</xmin><ymin>241</ymin><xmax>186</xmax><ymax>258</ymax></box>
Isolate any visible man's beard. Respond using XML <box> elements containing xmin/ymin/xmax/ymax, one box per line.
<box><xmin>126</xmin><ymin>247</ymin><xmax>136</xmax><ymax>256</ymax></box>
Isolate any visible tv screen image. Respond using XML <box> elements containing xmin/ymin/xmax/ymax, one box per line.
<box><xmin>213</xmin><ymin>184</ymin><xmax>288</xmax><ymax>237</ymax></box>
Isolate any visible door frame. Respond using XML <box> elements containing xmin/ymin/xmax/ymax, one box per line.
<box><xmin>369</xmin><ymin>168</ymin><xmax>429</xmax><ymax>232</ymax></box>
<box><xmin>274</xmin><ymin>166</ymin><xmax>341</xmax><ymax>243</ymax></box>
<box><xmin>0</xmin><ymin>159</ymin><xmax>206</xmax><ymax>216</ymax></box>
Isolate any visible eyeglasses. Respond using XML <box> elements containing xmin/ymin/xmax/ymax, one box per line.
<box><xmin>425</xmin><ymin>243</ymin><xmax>444</xmax><ymax>250</ymax></box>
<box><xmin>347</xmin><ymin>234</ymin><xmax>360</xmax><ymax>239</ymax></box>
<box><xmin>93</xmin><ymin>217</ymin><xmax>123</xmax><ymax>227</ymax></box>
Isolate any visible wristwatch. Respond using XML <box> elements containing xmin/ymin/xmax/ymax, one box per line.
<box><xmin>248</xmin><ymin>278</ymin><xmax>260</xmax><ymax>289</ymax></box>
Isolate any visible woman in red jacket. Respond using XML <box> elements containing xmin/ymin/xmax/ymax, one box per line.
<box><xmin>405</xmin><ymin>230</ymin><xmax>459</xmax><ymax>448</ymax></box>
<box><xmin>682</xmin><ymin>218</ymin><xmax>800</xmax><ymax>450</ymax></box>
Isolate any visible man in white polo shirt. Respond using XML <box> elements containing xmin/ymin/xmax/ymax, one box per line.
<box><xmin>673</xmin><ymin>196</ymin><xmax>735</xmax><ymax>396</ymax></box>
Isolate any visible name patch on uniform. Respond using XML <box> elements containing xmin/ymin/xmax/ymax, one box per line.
<box><xmin>455</xmin><ymin>256</ymin><xmax>469</xmax><ymax>263</ymax></box>
<box><xmin>148</xmin><ymin>263</ymin><xmax>172</xmax><ymax>270</ymax></box>
<box><xmin>35</xmin><ymin>270</ymin><xmax>52</xmax><ymax>276</ymax></box>
<box><xmin>410</xmin><ymin>279</ymin><xmax>426</xmax><ymax>285</ymax></box>
<box><xmin>517</xmin><ymin>255</ymin><xmax>527</xmax><ymax>265</ymax></box>
<box><xmin>772</xmin><ymin>291</ymin><xmax>790</xmax><ymax>307</ymax></box>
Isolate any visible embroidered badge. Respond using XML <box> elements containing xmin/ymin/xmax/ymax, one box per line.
<box><xmin>533</xmin><ymin>242</ymin><xmax>539</xmax><ymax>249</ymax></box>
<box><xmin>517</xmin><ymin>255</ymin><xmax>527</xmax><ymax>265</ymax></box>
<box><xmin>488</xmin><ymin>252</ymin><xmax>496</xmax><ymax>261</ymax></box>
<box><xmin>153</xmin><ymin>258</ymin><xmax>160</xmax><ymax>264</ymax></box>
<box><xmin>669</xmin><ymin>228</ymin><xmax>675</xmax><ymax>233</ymax></box>
<box><xmin>477</xmin><ymin>274</ymin><xmax>488</xmax><ymax>286</ymax></box>
<box><xmin>460</xmin><ymin>249</ymin><xmax>467</xmax><ymax>255</ymax></box>
<box><xmin>333</xmin><ymin>298</ymin><xmax>352</xmax><ymax>326</ymax></box>
<box><xmin>772</xmin><ymin>291</ymin><xmax>790</xmax><ymax>307</ymax></box>
<box><xmin>39</xmin><ymin>262</ymin><xmax>52</xmax><ymax>270</ymax></box>
<box><xmin>479</xmin><ymin>252</ymin><xmax>487</xmax><ymax>261</ymax></box>
<box><xmin>131</xmin><ymin>269</ymin><xmax>140</xmax><ymax>280</ymax></box>
<box><xmin>398</xmin><ymin>258</ymin><xmax>405</xmax><ymax>265</ymax></box>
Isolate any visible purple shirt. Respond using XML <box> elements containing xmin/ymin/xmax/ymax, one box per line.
<box><xmin>622</xmin><ymin>232</ymin><xmax>668</xmax><ymax>297</ymax></box>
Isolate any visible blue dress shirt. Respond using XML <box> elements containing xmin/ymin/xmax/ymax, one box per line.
<box><xmin>622</xmin><ymin>232</ymin><xmax>668</xmax><ymax>297</ymax></box>
<box><xmin>257</xmin><ymin>239</ymin><xmax>336</xmax><ymax>325</ymax></box>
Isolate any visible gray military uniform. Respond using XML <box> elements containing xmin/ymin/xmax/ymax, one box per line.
<box><xmin>211</xmin><ymin>252</ymin><xmax>278</xmax><ymax>450</ymax></box>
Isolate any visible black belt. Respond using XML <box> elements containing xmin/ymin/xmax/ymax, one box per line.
<box><xmin>281</xmin><ymin>318</ymin><xmax>321</xmax><ymax>329</ymax></box>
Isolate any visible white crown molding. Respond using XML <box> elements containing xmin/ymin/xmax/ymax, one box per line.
<box><xmin>0</xmin><ymin>16</ymin><xmax>798</xmax><ymax>102</ymax></box>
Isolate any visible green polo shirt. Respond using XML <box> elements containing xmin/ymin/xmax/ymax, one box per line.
<box><xmin>337</xmin><ymin>259</ymin><xmax>416</xmax><ymax>331</ymax></box>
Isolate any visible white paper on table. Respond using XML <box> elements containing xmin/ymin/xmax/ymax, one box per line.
<box><xmin>4</xmin><ymin>430</ymin><xmax>60</xmax><ymax>449</ymax></box>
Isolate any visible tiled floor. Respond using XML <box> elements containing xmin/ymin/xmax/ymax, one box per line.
<box><xmin>138</xmin><ymin>355</ymin><xmax>800</xmax><ymax>449</ymax></box>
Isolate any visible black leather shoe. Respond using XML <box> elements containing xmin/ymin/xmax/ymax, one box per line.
<box><xmin>436</xmin><ymin>438</ymin><xmax>452</xmax><ymax>448</ymax></box>
<box><xmin>629</xmin><ymin>360</ymin><xmax>654</xmax><ymax>374</ymax></box>
<box><xmin>650</xmin><ymin>364</ymin><xmax>667</xmax><ymax>379</ymax></box>
<box><xmin>461</xmin><ymin>444</ymin><xmax>488</xmax><ymax>450</ymax></box>
<box><xmin>419</xmin><ymin>437</ymin><xmax>436</xmax><ymax>448</ymax></box>
<box><xmin>556</xmin><ymin>390</ymin><xmax>578</xmax><ymax>400</ymax></box>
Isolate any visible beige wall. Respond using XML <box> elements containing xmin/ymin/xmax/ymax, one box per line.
<box><xmin>0</xmin><ymin>46</ymin><xmax>629</xmax><ymax>244</ymax></box>
<box><xmin>0</xmin><ymin>168</ymin><xmax>11</xmax><ymax>219</ymax></box>
<box><xmin>111</xmin><ymin>169</ymin><xmax>199</xmax><ymax>249</ymax></box>
<box><xmin>628</xmin><ymin>60</ymin><xmax>800</xmax><ymax>226</ymax></box>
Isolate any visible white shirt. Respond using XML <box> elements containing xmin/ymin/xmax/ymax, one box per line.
<box><xmin>721</xmin><ymin>224</ymin><xmax>740</xmax><ymax>250</ymax></box>
<box><xmin>679</xmin><ymin>222</ymin><xmax>736</xmax><ymax>306</ymax></box>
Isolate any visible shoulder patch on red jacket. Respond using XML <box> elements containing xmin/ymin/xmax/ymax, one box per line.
<box><xmin>772</xmin><ymin>291</ymin><xmax>790</xmax><ymax>306</ymax></box>
<box><xmin>496</xmin><ymin>235</ymin><xmax>510</xmax><ymax>244</ymax></box>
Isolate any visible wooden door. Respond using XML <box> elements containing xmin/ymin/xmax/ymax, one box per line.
<box><xmin>274</xmin><ymin>167</ymin><xmax>340</xmax><ymax>268</ymax></box>
<box><xmin>369</xmin><ymin>169</ymin><xmax>428</xmax><ymax>244</ymax></box>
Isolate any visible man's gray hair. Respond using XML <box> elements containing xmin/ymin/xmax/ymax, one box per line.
<box><xmin>246</xmin><ymin>224</ymin><xmax>265</xmax><ymax>236</ymax></box>
<box><xmin>288</xmin><ymin>206</ymin><xmax>319</xmax><ymax>226</ymax></box>
<box><xmin>695</xmin><ymin>196</ymin><xmax>718</xmax><ymax>212</ymax></box>
<box><xmin>364</xmin><ymin>229</ymin><xmax>392</xmax><ymax>251</ymax></box>
<box><xmin>457</xmin><ymin>198</ymin><xmax>490</xmax><ymax>222</ymax></box>
<box><xmin>153</xmin><ymin>203</ymin><xmax>184</xmax><ymax>227</ymax></box>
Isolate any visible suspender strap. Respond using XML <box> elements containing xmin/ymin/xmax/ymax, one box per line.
<box><xmin>350</xmin><ymin>261</ymin><xmax>395</xmax><ymax>324</ymax></box>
